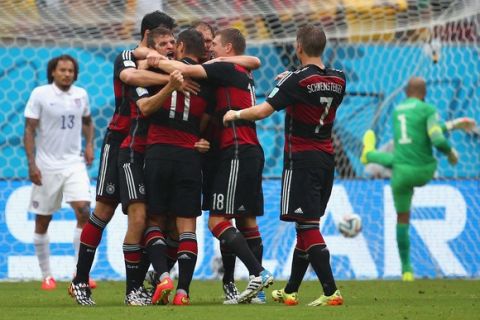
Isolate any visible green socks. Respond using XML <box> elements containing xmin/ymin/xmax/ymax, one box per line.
<box><xmin>396</xmin><ymin>223</ymin><xmax>413</xmax><ymax>273</ymax></box>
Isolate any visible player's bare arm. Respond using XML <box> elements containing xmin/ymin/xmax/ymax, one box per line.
<box><xmin>205</xmin><ymin>56</ymin><xmax>261</xmax><ymax>70</ymax></box>
<box><xmin>223</xmin><ymin>101</ymin><xmax>275</xmax><ymax>125</ymax></box>
<box><xmin>445</xmin><ymin>117</ymin><xmax>476</xmax><ymax>132</ymax></box>
<box><xmin>137</xmin><ymin>70</ymin><xmax>184</xmax><ymax>116</ymax></box>
<box><xmin>23</xmin><ymin>117</ymin><xmax>42</xmax><ymax>186</ymax></box>
<box><xmin>150</xmin><ymin>59</ymin><xmax>208</xmax><ymax>79</ymax></box>
<box><xmin>133</xmin><ymin>46</ymin><xmax>165</xmax><ymax>60</ymax></box>
<box><xmin>119</xmin><ymin>67</ymin><xmax>170</xmax><ymax>87</ymax></box>
<box><xmin>82</xmin><ymin>115</ymin><xmax>94</xmax><ymax>166</ymax></box>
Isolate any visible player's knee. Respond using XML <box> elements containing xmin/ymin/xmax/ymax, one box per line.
<box><xmin>208</xmin><ymin>216</ymin><xmax>226</xmax><ymax>231</ymax></box>
<box><xmin>34</xmin><ymin>215</ymin><xmax>52</xmax><ymax>233</ymax></box>
<box><xmin>93</xmin><ymin>201</ymin><xmax>116</xmax><ymax>222</ymax></box>
<box><xmin>397</xmin><ymin>212</ymin><xmax>410</xmax><ymax>224</ymax></box>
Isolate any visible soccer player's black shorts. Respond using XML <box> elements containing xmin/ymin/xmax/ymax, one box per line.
<box><xmin>118</xmin><ymin>149</ymin><xmax>146</xmax><ymax>214</ymax></box>
<box><xmin>144</xmin><ymin>153</ymin><xmax>202</xmax><ymax>218</ymax></box>
<box><xmin>95</xmin><ymin>130</ymin><xmax>126</xmax><ymax>205</ymax></box>
<box><xmin>280</xmin><ymin>166</ymin><xmax>334</xmax><ymax>222</ymax></box>
<box><xmin>210</xmin><ymin>147</ymin><xmax>264</xmax><ymax>217</ymax></box>
<box><xmin>201</xmin><ymin>150</ymin><xmax>221</xmax><ymax>211</ymax></box>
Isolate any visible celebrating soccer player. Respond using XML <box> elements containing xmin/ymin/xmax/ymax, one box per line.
<box><xmin>223</xmin><ymin>24</ymin><xmax>346</xmax><ymax>307</ymax></box>
<box><xmin>69</xmin><ymin>11</ymin><xmax>177</xmax><ymax>306</ymax></box>
<box><xmin>149</xmin><ymin>28</ymin><xmax>273</xmax><ymax>304</ymax></box>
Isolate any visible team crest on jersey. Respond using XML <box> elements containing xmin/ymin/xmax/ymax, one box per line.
<box><xmin>32</xmin><ymin>200</ymin><xmax>39</xmax><ymax>208</ymax></box>
<box><xmin>106</xmin><ymin>183</ymin><xmax>115</xmax><ymax>195</ymax></box>
<box><xmin>138</xmin><ymin>184</ymin><xmax>145</xmax><ymax>195</ymax></box>
<box><xmin>74</xmin><ymin>98</ymin><xmax>82</xmax><ymax>108</ymax></box>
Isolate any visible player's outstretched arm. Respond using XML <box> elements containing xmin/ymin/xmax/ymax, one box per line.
<box><xmin>427</xmin><ymin>113</ymin><xmax>454</xmax><ymax>155</ymax></box>
<box><xmin>150</xmin><ymin>59</ymin><xmax>208</xmax><ymax>79</ymax></box>
<box><xmin>443</xmin><ymin>117</ymin><xmax>476</xmax><ymax>132</ymax></box>
<box><xmin>223</xmin><ymin>101</ymin><xmax>275</xmax><ymax>126</ymax></box>
<box><xmin>137</xmin><ymin>70</ymin><xmax>184</xmax><ymax>117</ymax></box>
<box><xmin>120</xmin><ymin>67</ymin><xmax>170</xmax><ymax>87</ymax></box>
<box><xmin>205</xmin><ymin>56</ymin><xmax>261</xmax><ymax>70</ymax></box>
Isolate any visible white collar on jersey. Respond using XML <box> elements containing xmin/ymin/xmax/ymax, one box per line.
<box><xmin>51</xmin><ymin>82</ymin><xmax>73</xmax><ymax>95</ymax></box>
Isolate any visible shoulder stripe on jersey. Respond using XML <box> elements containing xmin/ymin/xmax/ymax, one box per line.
<box><xmin>277</xmin><ymin>71</ymin><xmax>294</xmax><ymax>87</ymax></box>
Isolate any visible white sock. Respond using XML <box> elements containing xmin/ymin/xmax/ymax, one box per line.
<box><xmin>33</xmin><ymin>233</ymin><xmax>51</xmax><ymax>279</ymax></box>
<box><xmin>73</xmin><ymin>227</ymin><xmax>82</xmax><ymax>264</ymax></box>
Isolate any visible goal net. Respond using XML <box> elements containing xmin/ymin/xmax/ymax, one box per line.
<box><xmin>0</xmin><ymin>0</ymin><xmax>479</xmax><ymax>282</ymax></box>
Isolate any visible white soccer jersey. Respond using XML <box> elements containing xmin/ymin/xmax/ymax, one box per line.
<box><xmin>24</xmin><ymin>83</ymin><xmax>91</xmax><ymax>172</ymax></box>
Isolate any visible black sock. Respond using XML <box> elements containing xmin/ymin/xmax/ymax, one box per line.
<box><xmin>220</xmin><ymin>245</ymin><xmax>236</xmax><ymax>284</ymax></box>
<box><xmin>176</xmin><ymin>233</ymin><xmax>197</xmax><ymax>294</ymax></box>
<box><xmin>144</xmin><ymin>227</ymin><xmax>168</xmax><ymax>275</ymax></box>
<box><xmin>308</xmin><ymin>245</ymin><xmax>337</xmax><ymax>296</ymax></box>
<box><xmin>75</xmin><ymin>213</ymin><xmax>108</xmax><ymax>284</ymax></box>
<box><xmin>239</xmin><ymin>226</ymin><xmax>263</xmax><ymax>266</ymax></box>
<box><xmin>212</xmin><ymin>222</ymin><xmax>262</xmax><ymax>276</ymax></box>
<box><xmin>246</xmin><ymin>237</ymin><xmax>263</xmax><ymax>266</ymax></box>
<box><xmin>285</xmin><ymin>248</ymin><xmax>309</xmax><ymax>293</ymax></box>
<box><xmin>166</xmin><ymin>238</ymin><xmax>179</xmax><ymax>272</ymax></box>
<box><xmin>137</xmin><ymin>247</ymin><xmax>150</xmax><ymax>285</ymax></box>
<box><xmin>123</xmin><ymin>243</ymin><xmax>143</xmax><ymax>293</ymax></box>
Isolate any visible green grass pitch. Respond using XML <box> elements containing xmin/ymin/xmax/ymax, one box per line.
<box><xmin>0</xmin><ymin>280</ymin><xmax>478</xmax><ymax>320</ymax></box>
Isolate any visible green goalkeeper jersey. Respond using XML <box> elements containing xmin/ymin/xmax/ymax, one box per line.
<box><xmin>392</xmin><ymin>97</ymin><xmax>452</xmax><ymax>166</ymax></box>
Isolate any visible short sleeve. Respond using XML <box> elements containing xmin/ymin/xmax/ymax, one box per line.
<box><xmin>24</xmin><ymin>88</ymin><xmax>41</xmax><ymax>119</ymax></box>
<box><xmin>114</xmin><ymin>50</ymin><xmax>136</xmax><ymax>78</ymax></box>
<box><xmin>132</xmin><ymin>86</ymin><xmax>151</xmax><ymax>103</ymax></box>
<box><xmin>82</xmin><ymin>89</ymin><xmax>91</xmax><ymax>117</ymax></box>
<box><xmin>202</xmin><ymin>62</ymin><xmax>232</xmax><ymax>85</ymax></box>
<box><xmin>266</xmin><ymin>72</ymin><xmax>297</xmax><ymax>111</ymax></box>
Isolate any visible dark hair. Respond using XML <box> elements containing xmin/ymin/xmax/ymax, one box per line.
<box><xmin>141</xmin><ymin>11</ymin><xmax>175</xmax><ymax>40</ymax></box>
<box><xmin>192</xmin><ymin>21</ymin><xmax>215</xmax><ymax>37</ymax></box>
<box><xmin>178</xmin><ymin>29</ymin><xmax>205</xmax><ymax>59</ymax></box>
<box><xmin>296</xmin><ymin>25</ymin><xmax>327</xmax><ymax>57</ymax></box>
<box><xmin>217</xmin><ymin>28</ymin><xmax>246</xmax><ymax>55</ymax></box>
<box><xmin>147</xmin><ymin>26</ymin><xmax>174</xmax><ymax>48</ymax></box>
<box><xmin>47</xmin><ymin>54</ymin><xmax>78</xmax><ymax>84</ymax></box>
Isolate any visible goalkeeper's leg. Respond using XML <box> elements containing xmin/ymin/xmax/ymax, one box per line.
<box><xmin>367</xmin><ymin>151</ymin><xmax>394</xmax><ymax>168</ymax></box>
<box><xmin>392</xmin><ymin>165</ymin><xmax>435</xmax><ymax>281</ymax></box>
<box><xmin>361</xmin><ymin>129</ymin><xmax>394</xmax><ymax>168</ymax></box>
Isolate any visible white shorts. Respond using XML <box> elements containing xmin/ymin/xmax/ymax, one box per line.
<box><xmin>29</xmin><ymin>165</ymin><xmax>91</xmax><ymax>215</ymax></box>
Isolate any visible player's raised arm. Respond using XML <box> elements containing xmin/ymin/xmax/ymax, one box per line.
<box><xmin>427</xmin><ymin>112</ymin><xmax>458</xmax><ymax>165</ymax></box>
<box><xmin>206</xmin><ymin>55</ymin><xmax>261</xmax><ymax>70</ymax></box>
<box><xmin>150</xmin><ymin>58</ymin><xmax>208</xmax><ymax>79</ymax></box>
<box><xmin>443</xmin><ymin>117</ymin><xmax>476</xmax><ymax>132</ymax></box>
<box><xmin>137</xmin><ymin>70</ymin><xmax>184</xmax><ymax>116</ymax></box>
<box><xmin>119</xmin><ymin>67</ymin><xmax>170</xmax><ymax>87</ymax></box>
